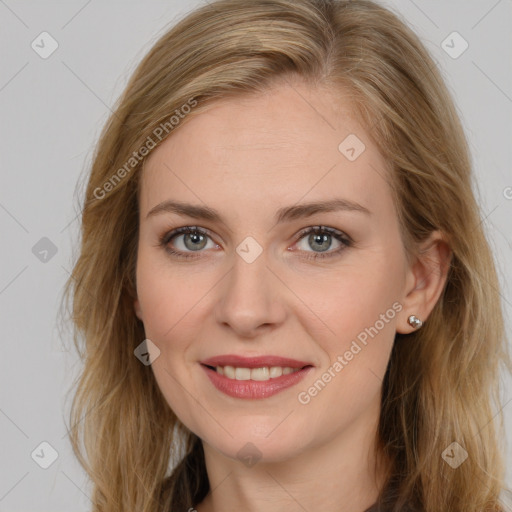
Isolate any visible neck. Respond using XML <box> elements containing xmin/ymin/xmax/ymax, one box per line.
<box><xmin>195</xmin><ymin>400</ymin><xmax>390</xmax><ymax>512</ymax></box>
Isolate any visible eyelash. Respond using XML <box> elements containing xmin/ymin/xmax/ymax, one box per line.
<box><xmin>157</xmin><ymin>225</ymin><xmax>353</xmax><ymax>261</ymax></box>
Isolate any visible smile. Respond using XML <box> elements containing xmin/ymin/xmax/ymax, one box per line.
<box><xmin>200</xmin><ymin>355</ymin><xmax>313</xmax><ymax>399</ymax></box>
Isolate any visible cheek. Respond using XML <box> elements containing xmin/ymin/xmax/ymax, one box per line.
<box><xmin>135</xmin><ymin>250</ymin><xmax>211</xmax><ymax>410</ymax></box>
<box><xmin>135</xmin><ymin>252</ymin><xmax>206</xmax><ymax>431</ymax></box>
<box><xmin>294</xmin><ymin>270</ymin><xmax>398</xmax><ymax>435</ymax></box>
<box><xmin>135</xmin><ymin>249</ymin><xmax>208</xmax><ymax>341</ymax></box>
<box><xmin>289</xmin><ymin>252</ymin><xmax>403</xmax><ymax>402</ymax></box>
<box><xmin>291</xmin><ymin>260</ymin><xmax>403</xmax><ymax>345</ymax></box>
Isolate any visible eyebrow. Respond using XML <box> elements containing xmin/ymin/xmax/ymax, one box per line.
<box><xmin>146</xmin><ymin>198</ymin><xmax>371</xmax><ymax>224</ymax></box>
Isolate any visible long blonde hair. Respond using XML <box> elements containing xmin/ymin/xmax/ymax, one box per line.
<box><xmin>62</xmin><ymin>0</ymin><xmax>511</xmax><ymax>510</ymax></box>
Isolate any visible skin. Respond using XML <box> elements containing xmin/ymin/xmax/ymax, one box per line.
<box><xmin>134</xmin><ymin>78</ymin><xmax>451</xmax><ymax>512</ymax></box>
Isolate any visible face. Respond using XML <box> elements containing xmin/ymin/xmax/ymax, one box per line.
<box><xmin>134</xmin><ymin>79</ymin><xmax>412</xmax><ymax>464</ymax></box>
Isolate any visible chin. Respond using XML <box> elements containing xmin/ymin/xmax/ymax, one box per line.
<box><xmin>197</xmin><ymin>415</ymin><xmax>314</xmax><ymax>465</ymax></box>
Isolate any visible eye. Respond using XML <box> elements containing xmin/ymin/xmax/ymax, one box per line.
<box><xmin>293</xmin><ymin>225</ymin><xmax>352</xmax><ymax>260</ymax></box>
<box><xmin>159</xmin><ymin>226</ymin><xmax>218</xmax><ymax>259</ymax></box>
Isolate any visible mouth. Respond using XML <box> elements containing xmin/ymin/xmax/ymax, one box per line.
<box><xmin>200</xmin><ymin>355</ymin><xmax>314</xmax><ymax>399</ymax></box>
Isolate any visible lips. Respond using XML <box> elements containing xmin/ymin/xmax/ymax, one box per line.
<box><xmin>200</xmin><ymin>354</ymin><xmax>313</xmax><ymax>399</ymax></box>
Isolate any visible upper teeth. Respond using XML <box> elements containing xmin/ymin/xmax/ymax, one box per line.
<box><xmin>216</xmin><ymin>366</ymin><xmax>300</xmax><ymax>381</ymax></box>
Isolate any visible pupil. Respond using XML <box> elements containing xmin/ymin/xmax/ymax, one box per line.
<box><xmin>310</xmin><ymin>233</ymin><xmax>330</xmax><ymax>252</ymax></box>
<box><xmin>185</xmin><ymin>232</ymin><xmax>206</xmax><ymax>250</ymax></box>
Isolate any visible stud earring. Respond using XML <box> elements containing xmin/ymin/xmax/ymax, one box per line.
<box><xmin>407</xmin><ymin>315</ymin><xmax>423</xmax><ymax>329</ymax></box>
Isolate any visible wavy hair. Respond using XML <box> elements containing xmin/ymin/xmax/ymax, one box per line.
<box><xmin>62</xmin><ymin>0</ymin><xmax>511</xmax><ymax>510</ymax></box>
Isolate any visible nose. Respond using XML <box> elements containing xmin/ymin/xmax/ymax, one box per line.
<box><xmin>214</xmin><ymin>247</ymin><xmax>287</xmax><ymax>338</ymax></box>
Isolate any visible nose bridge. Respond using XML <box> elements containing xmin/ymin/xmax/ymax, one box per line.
<box><xmin>215</xmin><ymin>241</ymin><xmax>284</xmax><ymax>335</ymax></box>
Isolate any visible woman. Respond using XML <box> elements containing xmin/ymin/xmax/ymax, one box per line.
<box><xmin>64</xmin><ymin>0</ymin><xmax>511</xmax><ymax>510</ymax></box>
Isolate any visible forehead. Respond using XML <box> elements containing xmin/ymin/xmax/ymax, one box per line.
<box><xmin>140</xmin><ymin>82</ymin><xmax>391</xmax><ymax>218</ymax></box>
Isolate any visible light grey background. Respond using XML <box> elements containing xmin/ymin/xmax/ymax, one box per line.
<box><xmin>0</xmin><ymin>1</ymin><xmax>511</xmax><ymax>510</ymax></box>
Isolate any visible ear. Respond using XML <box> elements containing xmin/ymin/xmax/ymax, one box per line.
<box><xmin>396</xmin><ymin>230</ymin><xmax>452</xmax><ymax>334</ymax></box>
<box><xmin>134</xmin><ymin>298</ymin><xmax>143</xmax><ymax>321</ymax></box>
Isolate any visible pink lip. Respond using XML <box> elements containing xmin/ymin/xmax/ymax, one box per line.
<box><xmin>200</xmin><ymin>354</ymin><xmax>313</xmax><ymax>400</ymax></box>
